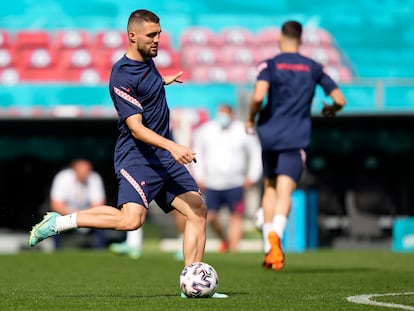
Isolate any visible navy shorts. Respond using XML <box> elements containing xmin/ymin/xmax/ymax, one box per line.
<box><xmin>262</xmin><ymin>149</ymin><xmax>306</xmax><ymax>183</ymax></box>
<box><xmin>117</xmin><ymin>162</ymin><xmax>199</xmax><ymax>213</ymax></box>
<box><xmin>204</xmin><ymin>187</ymin><xmax>245</xmax><ymax>214</ymax></box>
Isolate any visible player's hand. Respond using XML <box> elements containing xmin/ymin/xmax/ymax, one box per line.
<box><xmin>169</xmin><ymin>142</ymin><xmax>197</xmax><ymax>165</ymax></box>
<box><xmin>245</xmin><ymin>121</ymin><xmax>256</xmax><ymax>135</ymax></box>
<box><xmin>321</xmin><ymin>102</ymin><xmax>336</xmax><ymax>118</ymax></box>
<box><xmin>163</xmin><ymin>71</ymin><xmax>183</xmax><ymax>85</ymax></box>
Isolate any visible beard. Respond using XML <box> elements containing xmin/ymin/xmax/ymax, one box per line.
<box><xmin>138</xmin><ymin>44</ymin><xmax>158</xmax><ymax>60</ymax></box>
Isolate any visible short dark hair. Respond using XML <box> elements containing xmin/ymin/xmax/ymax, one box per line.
<box><xmin>281</xmin><ymin>21</ymin><xmax>302</xmax><ymax>40</ymax></box>
<box><xmin>128</xmin><ymin>9</ymin><xmax>160</xmax><ymax>28</ymax></box>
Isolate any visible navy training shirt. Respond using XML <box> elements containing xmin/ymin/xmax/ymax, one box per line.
<box><xmin>109</xmin><ymin>55</ymin><xmax>174</xmax><ymax>172</ymax></box>
<box><xmin>256</xmin><ymin>52</ymin><xmax>338</xmax><ymax>151</ymax></box>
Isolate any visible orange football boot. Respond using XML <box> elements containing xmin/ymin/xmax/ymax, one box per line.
<box><xmin>263</xmin><ymin>231</ymin><xmax>284</xmax><ymax>271</ymax></box>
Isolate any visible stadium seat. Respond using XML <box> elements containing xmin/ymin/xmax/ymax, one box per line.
<box><xmin>190</xmin><ymin>65</ymin><xmax>229</xmax><ymax>83</ymax></box>
<box><xmin>17</xmin><ymin>47</ymin><xmax>62</xmax><ymax>81</ymax></box>
<box><xmin>153</xmin><ymin>48</ymin><xmax>180</xmax><ymax>69</ymax></box>
<box><xmin>256</xmin><ymin>27</ymin><xmax>281</xmax><ymax>46</ymax></box>
<box><xmin>302</xmin><ymin>28</ymin><xmax>333</xmax><ymax>46</ymax></box>
<box><xmin>95</xmin><ymin>30</ymin><xmax>128</xmax><ymax>49</ymax></box>
<box><xmin>225</xmin><ymin>64</ymin><xmax>257</xmax><ymax>84</ymax></box>
<box><xmin>256</xmin><ymin>44</ymin><xmax>280</xmax><ymax>61</ymax></box>
<box><xmin>97</xmin><ymin>48</ymin><xmax>125</xmax><ymax>70</ymax></box>
<box><xmin>15</xmin><ymin>30</ymin><xmax>50</xmax><ymax>49</ymax></box>
<box><xmin>0</xmin><ymin>48</ymin><xmax>14</xmax><ymax>68</ymax></box>
<box><xmin>300</xmin><ymin>45</ymin><xmax>341</xmax><ymax>65</ymax></box>
<box><xmin>54</xmin><ymin>30</ymin><xmax>91</xmax><ymax>49</ymax></box>
<box><xmin>158</xmin><ymin>31</ymin><xmax>173</xmax><ymax>49</ymax></box>
<box><xmin>180</xmin><ymin>46</ymin><xmax>219</xmax><ymax>67</ymax></box>
<box><xmin>0</xmin><ymin>30</ymin><xmax>11</xmax><ymax>48</ymax></box>
<box><xmin>180</xmin><ymin>26</ymin><xmax>217</xmax><ymax>47</ymax></box>
<box><xmin>218</xmin><ymin>46</ymin><xmax>258</xmax><ymax>65</ymax></box>
<box><xmin>216</xmin><ymin>27</ymin><xmax>255</xmax><ymax>46</ymax></box>
<box><xmin>0</xmin><ymin>68</ymin><xmax>19</xmax><ymax>85</ymax></box>
<box><xmin>59</xmin><ymin>48</ymin><xmax>98</xmax><ymax>82</ymax></box>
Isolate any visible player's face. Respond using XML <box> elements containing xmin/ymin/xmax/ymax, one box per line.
<box><xmin>135</xmin><ymin>21</ymin><xmax>161</xmax><ymax>60</ymax></box>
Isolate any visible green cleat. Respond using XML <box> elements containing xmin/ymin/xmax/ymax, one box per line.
<box><xmin>180</xmin><ymin>292</ymin><xmax>228</xmax><ymax>299</ymax></box>
<box><xmin>29</xmin><ymin>212</ymin><xmax>60</xmax><ymax>247</ymax></box>
<box><xmin>109</xmin><ymin>241</ymin><xmax>142</xmax><ymax>260</ymax></box>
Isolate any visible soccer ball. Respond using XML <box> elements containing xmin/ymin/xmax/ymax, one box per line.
<box><xmin>180</xmin><ymin>261</ymin><xmax>219</xmax><ymax>298</ymax></box>
<box><xmin>254</xmin><ymin>207</ymin><xmax>264</xmax><ymax>231</ymax></box>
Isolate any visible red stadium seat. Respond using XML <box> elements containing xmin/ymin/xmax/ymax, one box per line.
<box><xmin>153</xmin><ymin>48</ymin><xmax>180</xmax><ymax>69</ymax></box>
<box><xmin>0</xmin><ymin>48</ymin><xmax>15</xmax><ymax>68</ymax></box>
<box><xmin>17</xmin><ymin>47</ymin><xmax>63</xmax><ymax>81</ymax></box>
<box><xmin>97</xmin><ymin>48</ymin><xmax>126</xmax><ymax>70</ymax></box>
<box><xmin>217</xmin><ymin>27</ymin><xmax>255</xmax><ymax>46</ymax></box>
<box><xmin>256</xmin><ymin>27</ymin><xmax>281</xmax><ymax>46</ymax></box>
<box><xmin>54</xmin><ymin>30</ymin><xmax>91</xmax><ymax>49</ymax></box>
<box><xmin>180</xmin><ymin>46</ymin><xmax>219</xmax><ymax>67</ymax></box>
<box><xmin>0</xmin><ymin>30</ymin><xmax>11</xmax><ymax>48</ymax></box>
<box><xmin>15</xmin><ymin>31</ymin><xmax>50</xmax><ymax>49</ymax></box>
<box><xmin>59</xmin><ymin>48</ymin><xmax>98</xmax><ymax>82</ymax></box>
<box><xmin>256</xmin><ymin>44</ymin><xmax>280</xmax><ymax>61</ymax></box>
<box><xmin>303</xmin><ymin>28</ymin><xmax>333</xmax><ymax>46</ymax></box>
<box><xmin>0</xmin><ymin>68</ymin><xmax>19</xmax><ymax>84</ymax></box>
<box><xmin>218</xmin><ymin>46</ymin><xmax>258</xmax><ymax>65</ymax></box>
<box><xmin>226</xmin><ymin>64</ymin><xmax>257</xmax><ymax>84</ymax></box>
<box><xmin>180</xmin><ymin>27</ymin><xmax>217</xmax><ymax>47</ymax></box>
<box><xmin>159</xmin><ymin>31</ymin><xmax>173</xmax><ymax>49</ymax></box>
<box><xmin>190</xmin><ymin>65</ymin><xmax>229</xmax><ymax>83</ymax></box>
<box><xmin>95</xmin><ymin>30</ymin><xmax>128</xmax><ymax>50</ymax></box>
<box><xmin>300</xmin><ymin>45</ymin><xmax>340</xmax><ymax>65</ymax></box>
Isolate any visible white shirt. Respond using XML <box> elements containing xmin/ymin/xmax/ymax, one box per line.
<box><xmin>50</xmin><ymin>168</ymin><xmax>106</xmax><ymax>211</ymax></box>
<box><xmin>192</xmin><ymin>119</ymin><xmax>262</xmax><ymax>190</ymax></box>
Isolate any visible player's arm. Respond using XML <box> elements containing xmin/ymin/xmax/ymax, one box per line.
<box><xmin>321</xmin><ymin>88</ymin><xmax>346</xmax><ymax>118</ymax></box>
<box><xmin>246</xmin><ymin>80</ymin><xmax>269</xmax><ymax>133</ymax></box>
<box><xmin>162</xmin><ymin>71</ymin><xmax>183</xmax><ymax>85</ymax></box>
<box><xmin>125</xmin><ymin>113</ymin><xmax>196</xmax><ymax>165</ymax></box>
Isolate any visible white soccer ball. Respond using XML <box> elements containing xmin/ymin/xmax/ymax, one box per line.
<box><xmin>180</xmin><ymin>261</ymin><xmax>219</xmax><ymax>298</ymax></box>
<box><xmin>254</xmin><ymin>207</ymin><xmax>264</xmax><ymax>231</ymax></box>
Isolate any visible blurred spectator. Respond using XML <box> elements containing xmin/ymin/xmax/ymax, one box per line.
<box><xmin>192</xmin><ymin>104</ymin><xmax>262</xmax><ymax>252</ymax></box>
<box><xmin>49</xmin><ymin>158</ymin><xmax>107</xmax><ymax>249</ymax></box>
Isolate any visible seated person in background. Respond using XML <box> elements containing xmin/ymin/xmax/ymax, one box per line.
<box><xmin>49</xmin><ymin>158</ymin><xmax>107</xmax><ymax>249</ymax></box>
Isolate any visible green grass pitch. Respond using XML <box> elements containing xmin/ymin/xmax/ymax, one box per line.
<box><xmin>0</xmin><ymin>247</ymin><xmax>413</xmax><ymax>310</ymax></box>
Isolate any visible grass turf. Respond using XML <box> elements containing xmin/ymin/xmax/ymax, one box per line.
<box><xmin>0</xmin><ymin>246</ymin><xmax>413</xmax><ymax>310</ymax></box>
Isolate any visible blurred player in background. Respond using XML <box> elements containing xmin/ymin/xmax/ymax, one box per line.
<box><xmin>29</xmin><ymin>8</ymin><xmax>227</xmax><ymax>298</ymax></box>
<box><xmin>192</xmin><ymin>104</ymin><xmax>262</xmax><ymax>252</ymax></box>
<box><xmin>245</xmin><ymin>20</ymin><xmax>346</xmax><ymax>271</ymax></box>
<box><xmin>49</xmin><ymin>158</ymin><xmax>107</xmax><ymax>249</ymax></box>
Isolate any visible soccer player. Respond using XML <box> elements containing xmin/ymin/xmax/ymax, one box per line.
<box><xmin>245</xmin><ymin>20</ymin><xmax>346</xmax><ymax>271</ymax></box>
<box><xmin>29</xmin><ymin>9</ymin><xmax>227</xmax><ymax>298</ymax></box>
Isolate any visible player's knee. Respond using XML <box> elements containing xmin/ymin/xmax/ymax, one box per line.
<box><xmin>122</xmin><ymin>218</ymin><xmax>144</xmax><ymax>231</ymax></box>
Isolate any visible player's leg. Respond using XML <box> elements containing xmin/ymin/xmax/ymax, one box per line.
<box><xmin>205</xmin><ymin>189</ymin><xmax>228</xmax><ymax>252</ymax></box>
<box><xmin>227</xmin><ymin>187</ymin><xmax>245</xmax><ymax>252</ymax></box>
<box><xmin>173</xmin><ymin>210</ymin><xmax>185</xmax><ymax>260</ymax></box>
<box><xmin>30</xmin><ymin>164</ymin><xmax>153</xmax><ymax>247</ymax></box>
<box><xmin>263</xmin><ymin>149</ymin><xmax>304</xmax><ymax>270</ymax></box>
<box><xmin>171</xmin><ymin>191</ymin><xmax>207</xmax><ymax>265</ymax></box>
<box><xmin>29</xmin><ymin>203</ymin><xmax>147</xmax><ymax>247</ymax></box>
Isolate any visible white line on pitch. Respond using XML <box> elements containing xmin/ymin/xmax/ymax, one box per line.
<box><xmin>347</xmin><ymin>292</ymin><xmax>414</xmax><ymax>310</ymax></box>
